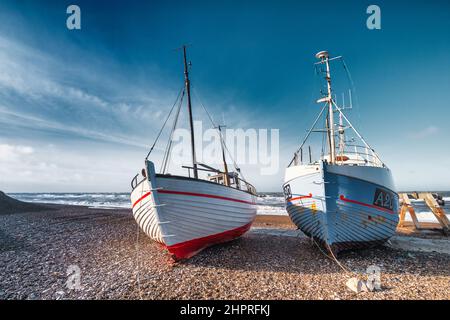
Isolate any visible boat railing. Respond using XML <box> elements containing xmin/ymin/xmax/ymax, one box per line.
<box><xmin>183</xmin><ymin>165</ymin><xmax>221</xmax><ymax>177</ymax></box>
<box><xmin>131</xmin><ymin>165</ymin><xmax>256</xmax><ymax>195</ymax></box>
<box><xmin>207</xmin><ymin>172</ymin><xmax>257</xmax><ymax>195</ymax></box>
<box><xmin>180</xmin><ymin>165</ymin><xmax>257</xmax><ymax>195</ymax></box>
<box><xmin>293</xmin><ymin>143</ymin><xmax>384</xmax><ymax>168</ymax></box>
<box><xmin>238</xmin><ymin>178</ymin><xmax>257</xmax><ymax>195</ymax></box>
<box><xmin>232</xmin><ymin>176</ymin><xmax>257</xmax><ymax>195</ymax></box>
<box><xmin>131</xmin><ymin>172</ymin><xmax>147</xmax><ymax>191</ymax></box>
<box><xmin>335</xmin><ymin>143</ymin><xmax>384</xmax><ymax>167</ymax></box>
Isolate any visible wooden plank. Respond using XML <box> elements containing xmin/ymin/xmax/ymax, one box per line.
<box><xmin>398</xmin><ymin>193</ymin><xmax>421</xmax><ymax>229</ymax></box>
<box><xmin>398</xmin><ymin>204</ymin><xmax>407</xmax><ymax>227</ymax></box>
<box><xmin>422</xmin><ymin>193</ymin><xmax>449</xmax><ymax>233</ymax></box>
<box><xmin>398</xmin><ymin>193</ymin><xmax>408</xmax><ymax>227</ymax></box>
<box><xmin>408</xmin><ymin>206</ymin><xmax>421</xmax><ymax>230</ymax></box>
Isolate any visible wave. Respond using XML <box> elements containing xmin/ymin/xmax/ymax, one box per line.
<box><xmin>8</xmin><ymin>192</ymin><xmax>289</xmax><ymax>213</ymax></box>
<box><xmin>7</xmin><ymin>192</ymin><xmax>448</xmax><ymax>216</ymax></box>
<box><xmin>8</xmin><ymin>193</ymin><xmax>132</xmax><ymax>209</ymax></box>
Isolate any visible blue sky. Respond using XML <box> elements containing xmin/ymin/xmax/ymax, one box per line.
<box><xmin>0</xmin><ymin>0</ymin><xmax>449</xmax><ymax>192</ymax></box>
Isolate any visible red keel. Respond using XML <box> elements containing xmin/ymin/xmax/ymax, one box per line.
<box><xmin>165</xmin><ymin>221</ymin><xmax>253</xmax><ymax>260</ymax></box>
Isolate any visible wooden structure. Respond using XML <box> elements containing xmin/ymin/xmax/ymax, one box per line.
<box><xmin>398</xmin><ymin>192</ymin><xmax>449</xmax><ymax>235</ymax></box>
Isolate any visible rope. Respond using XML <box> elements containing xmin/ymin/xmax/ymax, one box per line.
<box><xmin>191</xmin><ymin>86</ymin><xmax>245</xmax><ymax>180</ymax></box>
<box><xmin>310</xmin><ymin>236</ymin><xmax>354</xmax><ymax>275</ymax></box>
<box><xmin>288</xmin><ymin>66</ymin><xmax>322</xmax><ymax>166</ymax></box>
<box><xmin>145</xmin><ymin>86</ymin><xmax>184</xmax><ymax>160</ymax></box>
<box><xmin>332</xmin><ymin>100</ymin><xmax>384</xmax><ymax>166</ymax></box>
<box><xmin>222</xmin><ymin>132</ymin><xmax>247</xmax><ymax>181</ymax></box>
<box><xmin>191</xmin><ymin>85</ymin><xmax>216</xmax><ymax>128</ymax></box>
<box><xmin>340</xmin><ymin>58</ymin><xmax>362</xmax><ymax>130</ymax></box>
<box><xmin>325</xmin><ymin>243</ymin><xmax>353</xmax><ymax>274</ymax></box>
<box><xmin>288</xmin><ymin>103</ymin><xmax>327</xmax><ymax>166</ymax></box>
<box><xmin>161</xmin><ymin>89</ymin><xmax>185</xmax><ymax>173</ymax></box>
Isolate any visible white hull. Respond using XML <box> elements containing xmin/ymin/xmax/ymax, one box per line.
<box><xmin>131</xmin><ymin>161</ymin><xmax>257</xmax><ymax>259</ymax></box>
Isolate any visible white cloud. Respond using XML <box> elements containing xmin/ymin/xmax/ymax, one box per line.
<box><xmin>408</xmin><ymin>125</ymin><xmax>439</xmax><ymax>139</ymax></box>
<box><xmin>0</xmin><ymin>142</ymin><xmax>147</xmax><ymax>192</ymax></box>
<box><xmin>0</xmin><ymin>144</ymin><xmax>34</xmax><ymax>161</ymax></box>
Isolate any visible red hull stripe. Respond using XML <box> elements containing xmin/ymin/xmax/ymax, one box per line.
<box><xmin>339</xmin><ymin>195</ymin><xmax>394</xmax><ymax>214</ymax></box>
<box><xmin>165</xmin><ymin>221</ymin><xmax>253</xmax><ymax>260</ymax></box>
<box><xmin>288</xmin><ymin>193</ymin><xmax>313</xmax><ymax>202</ymax></box>
<box><xmin>157</xmin><ymin>189</ymin><xmax>256</xmax><ymax>205</ymax></box>
<box><xmin>132</xmin><ymin>191</ymin><xmax>152</xmax><ymax>208</ymax></box>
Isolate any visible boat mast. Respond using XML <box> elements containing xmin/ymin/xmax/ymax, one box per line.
<box><xmin>217</xmin><ymin>125</ymin><xmax>230</xmax><ymax>186</ymax></box>
<box><xmin>316</xmin><ymin>51</ymin><xmax>336</xmax><ymax>164</ymax></box>
<box><xmin>182</xmin><ymin>45</ymin><xmax>198</xmax><ymax>179</ymax></box>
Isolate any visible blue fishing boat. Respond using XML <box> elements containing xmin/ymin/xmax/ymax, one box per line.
<box><xmin>283</xmin><ymin>51</ymin><xmax>399</xmax><ymax>254</ymax></box>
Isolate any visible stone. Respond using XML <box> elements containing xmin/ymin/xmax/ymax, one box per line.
<box><xmin>55</xmin><ymin>290</ymin><xmax>65</xmax><ymax>300</ymax></box>
<box><xmin>346</xmin><ymin>277</ymin><xmax>370</xmax><ymax>293</ymax></box>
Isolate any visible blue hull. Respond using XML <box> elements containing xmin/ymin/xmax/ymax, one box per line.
<box><xmin>284</xmin><ymin>163</ymin><xmax>399</xmax><ymax>254</ymax></box>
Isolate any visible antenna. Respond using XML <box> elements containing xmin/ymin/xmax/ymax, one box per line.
<box><xmin>315</xmin><ymin>50</ymin><xmax>329</xmax><ymax>60</ymax></box>
<box><xmin>339</xmin><ymin>91</ymin><xmax>353</xmax><ymax>111</ymax></box>
<box><xmin>349</xmin><ymin>89</ymin><xmax>353</xmax><ymax>109</ymax></box>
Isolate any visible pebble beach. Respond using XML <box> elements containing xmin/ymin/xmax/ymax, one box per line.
<box><xmin>1</xmin><ymin>201</ymin><xmax>449</xmax><ymax>300</ymax></box>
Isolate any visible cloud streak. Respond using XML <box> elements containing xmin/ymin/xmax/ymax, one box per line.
<box><xmin>0</xmin><ymin>34</ymin><xmax>180</xmax><ymax>146</ymax></box>
<box><xmin>0</xmin><ymin>106</ymin><xmax>150</xmax><ymax>148</ymax></box>
<box><xmin>408</xmin><ymin>126</ymin><xmax>439</xmax><ymax>139</ymax></box>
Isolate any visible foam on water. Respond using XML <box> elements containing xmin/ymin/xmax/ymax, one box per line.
<box><xmin>7</xmin><ymin>192</ymin><xmax>450</xmax><ymax>219</ymax></box>
<box><xmin>9</xmin><ymin>193</ymin><xmax>131</xmax><ymax>209</ymax></box>
<box><xmin>8</xmin><ymin>192</ymin><xmax>289</xmax><ymax>214</ymax></box>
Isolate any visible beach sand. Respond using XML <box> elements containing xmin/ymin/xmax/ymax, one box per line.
<box><xmin>0</xmin><ymin>203</ymin><xmax>449</xmax><ymax>300</ymax></box>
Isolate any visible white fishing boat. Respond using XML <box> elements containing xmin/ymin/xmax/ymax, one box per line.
<box><xmin>130</xmin><ymin>46</ymin><xmax>257</xmax><ymax>260</ymax></box>
<box><xmin>283</xmin><ymin>51</ymin><xmax>399</xmax><ymax>254</ymax></box>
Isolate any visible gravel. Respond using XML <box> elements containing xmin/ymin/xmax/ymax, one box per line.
<box><xmin>0</xmin><ymin>205</ymin><xmax>449</xmax><ymax>300</ymax></box>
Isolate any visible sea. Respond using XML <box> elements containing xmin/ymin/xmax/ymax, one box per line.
<box><xmin>7</xmin><ymin>192</ymin><xmax>450</xmax><ymax>222</ymax></box>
